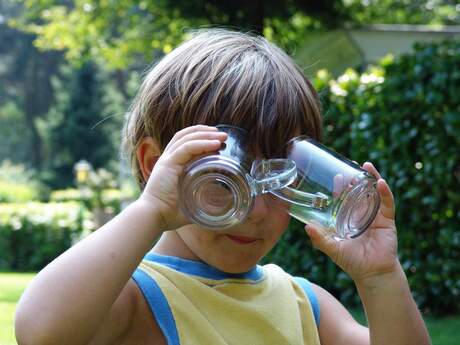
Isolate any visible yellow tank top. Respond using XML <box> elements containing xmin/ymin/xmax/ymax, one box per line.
<box><xmin>132</xmin><ymin>253</ymin><xmax>321</xmax><ymax>345</ymax></box>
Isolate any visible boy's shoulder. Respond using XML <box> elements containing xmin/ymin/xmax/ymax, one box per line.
<box><xmin>89</xmin><ymin>279</ymin><xmax>166</xmax><ymax>345</ymax></box>
<box><xmin>123</xmin><ymin>278</ymin><xmax>166</xmax><ymax>345</ymax></box>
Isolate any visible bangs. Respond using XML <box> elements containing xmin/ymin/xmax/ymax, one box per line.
<box><xmin>125</xmin><ymin>29</ymin><xmax>323</xmax><ymax>187</ymax></box>
<box><xmin>151</xmin><ymin>33</ymin><xmax>322</xmax><ymax>158</ymax></box>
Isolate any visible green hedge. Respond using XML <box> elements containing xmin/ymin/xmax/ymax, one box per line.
<box><xmin>264</xmin><ymin>39</ymin><xmax>460</xmax><ymax>315</ymax></box>
<box><xmin>0</xmin><ymin>202</ymin><xmax>91</xmax><ymax>271</ymax></box>
<box><xmin>50</xmin><ymin>188</ymin><xmax>135</xmax><ymax>214</ymax></box>
<box><xmin>0</xmin><ymin>160</ymin><xmax>44</xmax><ymax>202</ymax></box>
<box><xmin>0</xmin><ymin>181</ymin><xmax>39</xmax><ymax>203</ymax></box>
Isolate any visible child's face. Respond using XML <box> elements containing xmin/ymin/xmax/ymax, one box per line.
<box><xmin>176</xmin><ymin>194</ymin><xmax>290</xmax><ymax>273</ymax></box>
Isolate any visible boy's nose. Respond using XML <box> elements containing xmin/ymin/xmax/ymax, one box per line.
<box><xmin>247</xmin><ymin>195</ymin><xmax>269</xmax><ymax>223</ymax></box>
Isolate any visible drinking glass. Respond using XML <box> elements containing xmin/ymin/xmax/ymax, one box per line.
<box><xmin>179</xmin><ymin>125</ymin><xmax>297</xmax><ymax>229</ymax></box>
<box><xmin>271</xmin><ymin>137</ymin><xmax>380</xmax><ymax>240</ymax></box>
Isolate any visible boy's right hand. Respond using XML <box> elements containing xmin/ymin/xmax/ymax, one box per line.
<box><xmin>138</xmin><ymin>125</ymin><xmax>227</xmax><ymax>231</ymax></box>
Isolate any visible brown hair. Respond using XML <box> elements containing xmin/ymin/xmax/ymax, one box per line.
<box><xmin>122</xmin><ymin>28</ymin><xmax>323</xmax><ymax>187</ymax></box>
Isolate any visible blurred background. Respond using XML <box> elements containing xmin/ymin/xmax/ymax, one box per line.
<box><xmin>0</xmin><ymin>1</ymin><xmax>459</xmax><ymax>344</ymax></box>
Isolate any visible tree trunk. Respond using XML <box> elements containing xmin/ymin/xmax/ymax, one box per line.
<box><xmin>114</xmin><ymin>69</ymin><xmax>129</xmax><ymax>101</ymax></box>
<box><xmin>23</xmin><ymin>54</ymin><xmax>43</xmax><ymax>169</ymax></box>
<box><xmin>253</xmin><ymin>0</ymin><xmax>265</xmax><ymax>35</ymax></box>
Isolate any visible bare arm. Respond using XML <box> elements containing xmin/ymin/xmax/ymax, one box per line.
<box><xmin>15</xmin><ymin>200</ymin><xmax>164</xmax><ymax>345</ymax></box>
<box><xmin>312</xmin><ymin>266</ymin><xmax>430</xmax><ymax>345</ymax></box>
<box><xmin>356</xmin><ymin>264</ymin><xmax>430</xmax><ymax>345</ymax></box>
<box><xmin>15</xmin><ymin>125</ymin><xmax>227</xmax><ymax>345</ymax></box>
<box><xmin>305</xmin><ymin>162</ymin><xmax>431</xmax><ymax>345</ymax></box>
<box><xmin>313</xmin><ymin>283</ymin><xmax>369</xmax><ymax>345</ymax></box>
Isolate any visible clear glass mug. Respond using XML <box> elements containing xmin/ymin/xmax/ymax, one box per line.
<box><xmin>270</xmin><ymin>137</ymin><xmax>381</xmax><ymax>240</ymax></box>
<box><xmin>178</xmin><ymin>125</ymin><xmax>297</xmax><ymax>229</ymax></box>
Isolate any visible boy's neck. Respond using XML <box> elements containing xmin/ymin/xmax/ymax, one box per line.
<box><xmin>151</xmin><ymin>230</ymin><xmax>201</xmax><ymax>262</ymax></box>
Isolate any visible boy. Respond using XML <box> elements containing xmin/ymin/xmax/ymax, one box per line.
<box><xmin>15</xmin><ymin>29</ymin><xmax>431</xmax><ymax>345</ymax></box>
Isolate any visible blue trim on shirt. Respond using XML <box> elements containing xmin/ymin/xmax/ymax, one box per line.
<box><xmin>145</xmin><ymin>253</ymin><xmax>264</xmax><ymax>281</ymax></box>
<box><xmin>294</xmin><ymin>276</ymin><xmax>320</xmax><ymax>326</ymax></box>
<box><xmin>132</xmin><ymin>269</ymin><xmax>180</xmax><ymax>345</ymax></box>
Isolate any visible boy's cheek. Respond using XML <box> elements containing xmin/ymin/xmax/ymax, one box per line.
<box><xmin>266</xmin><ymin>194</ymin><xmax>290</xmax><ymax>211</ymax></box>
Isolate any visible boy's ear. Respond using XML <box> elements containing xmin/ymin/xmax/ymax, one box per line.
<box><xmin>136</xmin><ymin>137</ymin><xmax>161</xmax><ymax>182</ymax></box>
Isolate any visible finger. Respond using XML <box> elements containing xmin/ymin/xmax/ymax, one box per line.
<box><xmin>362</xmin><ymin>162</ymin><xmax>382</xmax><ymax>180</ymax></box>
<box><xmin>164</xmin><ymin>125</ymin><xmax>219</xmax><ymax>151</ymax></box>
<box><xmin>167</xmin><ymin>139</ymin><xmax>224</xmax><ymax>166</ymax></box>
<box><xmin>305</xmin><ymin>224</ymin><xmax>341</xmax><ymax>261</ymax></box>
<box><xmin>332</xmin><ymin>174</ymin><xmax>344</xmax><ymax>198</ymax></box>
<box><xmin>167</xmin><ymin>130</ymin><xmax>227</xmax><ymax>154</ymax></box>
<box><xmin>376</xmin><ymin>178</ymin><xmax>395</xmax><ymax>220</ymax></box>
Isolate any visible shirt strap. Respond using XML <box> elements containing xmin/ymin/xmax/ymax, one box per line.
<box><xmin>293</xmin><ymin>276</ymin><xmax>320</xmax><ymax>326</ymax></box>
<box><xmin>132</xmin><ymin>268</ymin><xmax>180</xmax><ymax>345</ymax></box>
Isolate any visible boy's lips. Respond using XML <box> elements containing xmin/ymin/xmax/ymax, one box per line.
<box><xmin>225</xmin><ymin>234</ymin><xmax>259</xmax><ymax>244</ymax></box>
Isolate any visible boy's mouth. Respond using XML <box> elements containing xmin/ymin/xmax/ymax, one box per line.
<box><xmin>225</xmin><ymin>234</ymin><xmax>259</xmax><ymax>244</ymax></box>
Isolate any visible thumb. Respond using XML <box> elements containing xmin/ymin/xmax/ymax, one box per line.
<box><xmin>305</xmin><ymin>225</ymin><xmax>340</xmax><ymax>259</ymax></box>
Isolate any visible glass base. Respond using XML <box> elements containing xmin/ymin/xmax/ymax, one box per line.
<box><xmin>335</xmin><ymin>179</ymin><xmax>380</xmax><ymax>239</ymax></box>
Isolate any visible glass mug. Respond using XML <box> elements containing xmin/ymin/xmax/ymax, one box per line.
<box><xmin>270</xmin><ymin>137</ymin><xmax>380</xmax><ymax>240</ymax></box>
<box><xmin>178</xmin><ymin>125</ymin><xmax>297</xmax><ymax>229</ymax></box>
<box><xmin>179</xmin><ymin>125</ymin><xmax>380</xmax><ymax>240</ymax></box>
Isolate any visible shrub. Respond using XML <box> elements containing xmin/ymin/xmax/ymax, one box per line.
<box><xmin>0</xmin><ymin>160</ymin><xmax>44</xmax><ymax>202</ymax></box>
<box><xmin>264</xmin><ymin>38</ymin><xmax>460</xmax><ymax>315</ymax></box>
<box><xmin>0</xmin><ymin>181</ymin><xmax>39</xmax><ymax>203</ymax></box>
<box><xmin>50</xmin><ymin>187</ymin><xmax>134</xmax><ymax>214</ymax></box>
<box><xmin>0</xmin><ymin>202</ymin><xmax>92</xmax><ymax>271</ymax></box>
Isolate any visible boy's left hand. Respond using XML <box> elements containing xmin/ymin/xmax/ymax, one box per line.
<box><xmin>305</xmin><ymin>162</ymin><xmax>399</xmax><ymax>287</ymax></box>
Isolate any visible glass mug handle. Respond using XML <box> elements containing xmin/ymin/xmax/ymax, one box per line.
<box><xmin>271</xmin><ymin>187</ymin><xmax>330</xmax><ymax>210</ymax></box>
<box><xmin>248</xmin><ymin>159</ymin><xmax>298</xmax><ymax>195</ymax></box>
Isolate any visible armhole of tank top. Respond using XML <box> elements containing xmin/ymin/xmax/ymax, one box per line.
<box><xmin>293</xmin><ymin>276</ymin><xmax>320</xmax><ymax>327</ymax></box>
<box><xmin>132</xmin><ymin>268</ymin><xmax>180</xmax><ymax>345</ymax></box>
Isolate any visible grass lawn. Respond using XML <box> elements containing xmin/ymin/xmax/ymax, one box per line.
<box><xmin>351</xmin><ymin>308</ymin><xmax>460</xmax><ymax>345</ymax></box>
<box><xmin>0</xmin><ymin>273</ymin><xmax>35</xmax><ymax>345</ymax></box>
<box><xmin>1</xmin><ymin>272</ymin><xmax>459</xmax><ymax>345</ymax></box>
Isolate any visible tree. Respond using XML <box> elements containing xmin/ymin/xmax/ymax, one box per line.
<box><xmin>13</xmin><ymin>0</ymin><xmax>348</xmax><ymax>69</ymax></box>
<box><xmin>345</xmin><ymin>0</ymin><xmax>460</xmax><ymax>26</ymax></box>
<box><xmin>14</xmin><ymin>0</ymin><xmax>460</xmax><ymax>71</ymax></box>
<box><xmin>45</xmin><ymin>62</ymin><xmax>118</xmax><ymax>188</ymax></box>
<box><xmin>0</xmin><ymin>0</ymin><xmax>62</xmax><ymax>168</ymax></box>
